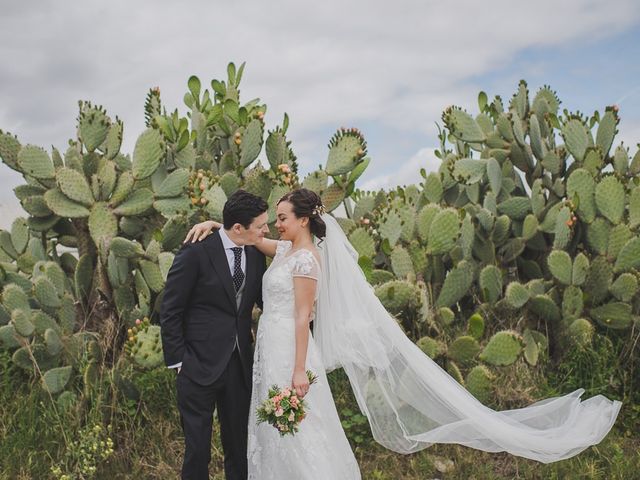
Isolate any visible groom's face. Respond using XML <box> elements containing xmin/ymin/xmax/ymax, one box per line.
<box><xmin>233</xmin><ymin>211</ymin><xmax>269</xmax><ymax>245</ymax></box>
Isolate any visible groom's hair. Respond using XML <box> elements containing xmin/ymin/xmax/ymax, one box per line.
<box><xmin>223</xmin><ymin>190</ymin><xmax>268</xmax><ymax>229</ymax></box>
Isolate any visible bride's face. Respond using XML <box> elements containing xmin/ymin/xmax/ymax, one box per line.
<box><xmin>275</xmin><ymin>201</ymin><xmax>307</xmax><ymax>240</ymax></box>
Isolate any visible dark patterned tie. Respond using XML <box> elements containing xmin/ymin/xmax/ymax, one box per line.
<box><xmin>231</xmin><ymin>247</ymin><xmax>244</xmax><ymax>291</ymax></box>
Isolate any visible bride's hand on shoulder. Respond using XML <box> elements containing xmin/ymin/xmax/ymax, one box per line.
<box><xmin>292</xmin><ymin>369</ymin><xmax>310</xmax><ymax>398</ymax></box>
<box><xmin>184</xmin><ymin>220</ymin><xmax>221</xmax><ymax>243</ymax></box>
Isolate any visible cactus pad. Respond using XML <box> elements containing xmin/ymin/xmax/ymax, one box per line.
<box><xmin>448</xmin><ymin>335</ymin><xmax>481</xmax><ymax>365</ymax></box>
<box><xmin>465</xmin><ymin>365</ymin><xmax>494</xmax><ymax>404</ymax></box>
<box><xmin>614</xmin><ymin>237</ymin><xmax>640</xmax><ymax>273</ymax></box>
<box><xmin>436</xmin><ymin>260</ymin><xmax>474</xmax><ymax>308</ymax></box>
<box><xmin>416</xmin><ymin>336</ymin><xmax>445</xmax><ymax>359</ymax></box>
<box><xmin>547</xmin><ymin>250</ymin><xmax>572</xmax><ymax>285</ymax></box>
<box><xmin>428</xmin><ymin>208</ymin><xmax>461</xmax><ymax>255</ymax></box>
<box><xmin>568</xmin><ymin>318</ymin><xmax>594</xmax><ymax>347</ymax></box>
<box><xmin>505</xmin><ymin>281</ymin><xmax>530</xmax><ymax>308</ymax></box>
<box><xmin>566</xmin><ymin>169</ymin><xmax>596</xmax><ymax>223</ymax></box>
<box><xmin>390</xmin><ymin>246</ymin><xmax>414</xmax><ymax>279</ymax></box>
<box><xmin>561</xmin><ymin>118</ymin><xmax>590</xmax><ymax>162</ymax></box>
<box><xmin>17</xmin><ymin>145</ymin><xmax>55</xmax><ymax>179</ymax></box>
<box><xmin>132</xmin><ymin>128</ymin><xmax>164</xmax><ymax>180</ymax></box>
<box><xmin>590</xmin><ymin>302</ymin><xmax>632</xmax><ymax>329</ymax></box>
<box><xmin>479</xmin><ymin>331</ymin><xmax>522</xmax><ymax>366</ymax></box>
<box><xmin>326</xmin><ymin>128</ymin><xmax>367</xmax><ymax>175</ymax></box>
<box><xmin>595</xmin><ymin>176</ymin><xmax>625</xmax><ymax>224</ymax></box>
<box><xmin>610</xmin><ymin>273</ymin><xmax>638</xmax><ymax>302</ymax></box>
<box><xmin>348</xmin><ymin>227</ymin><xmax>375</xmax><ymax>259</ymax></box>
<box><xmin>42</xmin><ymin>366</ymin><xmax>73</xmax><ymax>394</ymax></box>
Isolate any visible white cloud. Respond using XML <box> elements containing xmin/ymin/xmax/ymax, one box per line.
<box><xmin>360</xmin><ymin>147</ymin><xmax>440</xmax><ymax>191</ymax></box>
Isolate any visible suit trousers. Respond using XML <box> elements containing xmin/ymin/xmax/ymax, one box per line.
<box><xmin>177</xmin><ymin>349</ymin><xmax>250</xmax><ymax>480</ymax></box>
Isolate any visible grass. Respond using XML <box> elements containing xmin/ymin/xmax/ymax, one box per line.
<box><xmin>1</xmin><ymin>350</ymin><xmax>638</xmax><ymax>480</ymax></box>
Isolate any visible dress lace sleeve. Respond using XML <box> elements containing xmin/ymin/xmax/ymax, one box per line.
<box><xmin>275</xmin><ymin>240</ymin><xmax>292</xmax><ymax>257</ymax></box>
<box><xmin>291</xmin><ymin>250</ymin><xmax>320</xmax><ymax>280</ymax></box>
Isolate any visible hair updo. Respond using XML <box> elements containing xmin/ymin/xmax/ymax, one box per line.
<box><xmin>277</xmin><ymin>188</ymin><xmax>327</xmax><ymax>239</ymax></box>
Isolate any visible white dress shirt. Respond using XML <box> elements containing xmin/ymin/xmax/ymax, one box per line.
<box><xmin>169</xmin><ymin>229</ymin><xmax>245</xmax><ymax>370</ymax></box>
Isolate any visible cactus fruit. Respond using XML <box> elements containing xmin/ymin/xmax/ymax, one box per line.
<box><xmin>127</xmin><ymin>322</ymin><xmax>163</xmax><ymax>370</ymax></box>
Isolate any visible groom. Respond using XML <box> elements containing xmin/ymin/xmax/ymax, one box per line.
<box><xmin>160</xmin><ymin>190</ymin><xmax>269</xmax><ymax>480</ymax></box>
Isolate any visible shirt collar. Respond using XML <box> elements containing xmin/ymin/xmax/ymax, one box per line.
<box><xmin>219</xmin><ymin>228</ymin><xmax>244</xmax><ymax>251</ymax></box>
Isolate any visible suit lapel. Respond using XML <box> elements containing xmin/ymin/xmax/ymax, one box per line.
<box><xmin>205</xmin><ymin>231</ymin><xmax>237</xmax><ymax>312</ymax></box>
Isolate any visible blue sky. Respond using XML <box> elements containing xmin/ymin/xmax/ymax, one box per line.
<box><xmin>359</xmin><ymin>25</ymin><xmax>640</xmax><ymax>189</ymax></box>
<box><xmin>1</xmin><ymin>0</ymin><xmax>639</xmax><ymax>227</ymax></box>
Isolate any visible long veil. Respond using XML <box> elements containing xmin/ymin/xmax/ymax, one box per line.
<box><xmin>314</xmin><ymin>213</ymin><xmax>621</xmax><ymax>464</ymax></box>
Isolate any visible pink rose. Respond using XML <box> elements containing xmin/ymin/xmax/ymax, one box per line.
<box><xmin>275</xmin><ymin>408</ymin><xmax>284</xmax><ymax>417</ymax></box>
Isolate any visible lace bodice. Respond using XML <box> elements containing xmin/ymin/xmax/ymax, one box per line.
<box><xmin>261</xmin><ymin>240</ymin><xmax>320</xmax><ymax>319</ymax></box>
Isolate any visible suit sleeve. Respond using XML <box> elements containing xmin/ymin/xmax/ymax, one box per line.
<box><xmin>256</xmin><ymin>251</ymin><xmax>267</xmax><ymax>311</ymax></box>
<box><xmin>159</xmin><ymin>243</ymin><xmax>200</xmax><ymax>366</ymax></box>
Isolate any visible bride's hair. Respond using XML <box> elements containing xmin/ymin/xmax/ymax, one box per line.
<box><xmin>277</xmin><ymin>189</ymin><xmax>327</xmax><ymax>239</ymax></box>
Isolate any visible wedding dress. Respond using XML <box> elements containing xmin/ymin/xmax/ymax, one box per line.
<box><xmin>247</xmin><ymin>240</ymin><xmax>361</xmax><ymax>479</ymax></box>
<box><xmin>313</xmin><ymin>213</ymin><xmax>622</xmax><ymax>464</ymax></box>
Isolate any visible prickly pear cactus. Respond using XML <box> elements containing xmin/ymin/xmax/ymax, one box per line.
<box><xmin>0</xmin><ymin>62</ymin><xmax>372</xmax><ymax>395</ymax></box>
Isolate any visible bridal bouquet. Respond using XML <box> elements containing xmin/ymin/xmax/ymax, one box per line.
<box><xmin>256</xmin><ymin>370</ymin><xmax>318</xmax><ymax>436</ymax></box>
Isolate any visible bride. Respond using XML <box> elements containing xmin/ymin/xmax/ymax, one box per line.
<box><xmin>185</xmin><ymin>187</ymin><xmax>621</xmax><ymax>475</ymax></box>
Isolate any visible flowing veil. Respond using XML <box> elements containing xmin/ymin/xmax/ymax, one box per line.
<box><xmin>314</xmin><ymin>213</ymin><xmax>621</xmax><ymax>464</ymax></box>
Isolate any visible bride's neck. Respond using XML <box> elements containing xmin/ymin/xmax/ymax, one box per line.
<box><xmin>290</xmin><ymin>230</ymin><xmax>313</xmax><ymax>250</ymax></box>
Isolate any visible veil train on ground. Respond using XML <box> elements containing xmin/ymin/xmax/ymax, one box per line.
<box><xmin>314</xmin><ymin>214</ymin><xmax>621</xmax><ymax>464</ymax></box>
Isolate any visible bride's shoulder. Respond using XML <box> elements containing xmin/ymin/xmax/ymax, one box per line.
<box><xmin>289</xmin><ymin>246</ymin><xmax>321</xmax><ymax>270</ymax></box>
<box><xmin>275</xmin><ymin>240</ymin><xmax>292</xmax><ymax>256</ymax></box>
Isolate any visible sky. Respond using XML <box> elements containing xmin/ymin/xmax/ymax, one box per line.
<box><xmin>1</xmin><ymin>0</ymin><xmax>639</xmax><ymax>228</ymax></box>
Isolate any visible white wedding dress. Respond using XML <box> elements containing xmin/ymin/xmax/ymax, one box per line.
<box><xmin>248</xmin><ymin>214</ymin><xmax>621</xmax><ymax>474</ymax></box>
<box><xmin>247</xmin><ymin>240</ymin><xmax>361</xmax><ymax>479</ymax></box>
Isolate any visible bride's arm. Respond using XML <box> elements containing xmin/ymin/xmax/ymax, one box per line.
<box><xmin>291</xmin><ymin>276</ymin><xmax>316</xmax><ymax>398</ymax></box>
<box><xmin>183</xmin><ymin>220</ymin><xmax>278</xmax><ymax>257</ymax></box>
